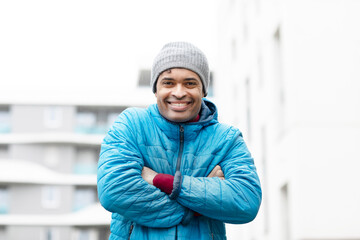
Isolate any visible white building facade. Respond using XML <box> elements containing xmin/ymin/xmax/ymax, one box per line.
<box><xmin>216</xmin><ymin>0</ymin><xmax>360</xmax><ymax>240</ymax></box>
<box><xmin>0</xmin><ymin>89</ymin><xmax>155</xmax><ymax>240</ymax></box>
<box><xmin>0</xmin><ymin>103</ymin><xmax>113</xmax><ymax>240</ymax></box>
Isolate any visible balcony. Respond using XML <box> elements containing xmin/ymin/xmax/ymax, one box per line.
<box><xmin>0</xmin><ymin>133</ymin><xmax>103</xmax><ymax>146</ymax></box>
<box><xmin>0</xmin><ymin>203</ymin><xmax>110</xmax><ymax>226</ymax></box>
<box><xmin>0</xmin><ymin>160</ymin><xmax>96</xmax><ymax>186</ymax></box>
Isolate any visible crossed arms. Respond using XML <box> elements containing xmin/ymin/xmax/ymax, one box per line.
<box><xmin>141</xmin><ymin>165</ymin><xmax>225</xmax><ymax>186</ymax></box>
<box><xmin>98</xmin><ymin>138</ymin><xmax>261</xmax><ymax>227</ymax></box>
<box><xmin>97</xmin><ymin>112</ymin><xmax>262</xmax><ymax>228</ymax></box>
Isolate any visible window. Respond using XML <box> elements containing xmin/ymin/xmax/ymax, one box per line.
<box><xmin>0</xmin><ymin>106</ymin><xmax>11</xmax><ymax>133</ymax></box>
<box><xmin>41</xmin><ymin>228</ymin><xmax>60</xmax><ymax>240</ymax></box>
<box><xmin>0</xmin><ymin>187</ymin><xmax>9</xmax><ymax>214</ymax></box>
<box><xmin>78</xmin><ymin>230</ymin><xmax>90</xmax><ymax>240</ymax></box>
<box><xmin>233</xmin><ymin>82</ymin><xmax>240</xmax><ymax>126</ymax></box>
<box><xmin>44</xmin><ymin>106</ymin><xmax>63</xmax><ymax>129</ymax></box>
<box><xmin>257</xmin><ymin>51</ymin><xmax>264</xmax><ymax>88</ymax></box>
<box><xmin>107</xmin><ymin>113</ymin><xmax>118</xmax><ymax>128</ymax></box>
<box><xmin>44</xmin><ymin>145</ymin><xmax>60</xmax><ymax>168</ymax></box>
<box><xmin>75</xmin><ymin>106</ymin><xmax>125</xmax><ymax>134</ymax></box>
<box><xmin>74</xmin><ymin>147</ymin><xmax>99</xmax><ymax>175</ymax></box>
<box><xmin>0</xmin><ymin>226</ymin><xmax>6</xmax><ymax>240</ymax></box>
<box><xmin>280</xmin><ymin>184</ymin><xmax>290</xmax><ymax>240</ymax></box>
<box><xmin>274</xmin><ymin>26</ymin><xmax>285</xmax><ymax>136</ymax></box>
<box><xmin>73</xmin><ymin>187</ymin><xmax>97</xmax><ymax>211</ymax></box>
<box><xmin>245</xmin><ymin>78</ymin><xmax>252</xmax><ymax>141</ymax></box>
<box><xmin>41</xmin><ymin>186</ymin><xmax>61</xmax><ymax>209</ymax></box>
<box><xmin>73</xmin><ymin>228</ymin><xmax>98</xmax><ymax>240</ymax></box>
<box><xmin>242</xmin><ymin>2</ymin><xmax>249</xmax><ymax>44</ymax></box>
<box><xmin>207</xmin><ymin>72</ymin><xmax>214</xmax><ymax>97</ymax></box>
<box><xmin>138</xmin><ymin>69</ymin><xmax>151</xmax><ymax>87</ymax></box>
<box><xmin>0</xmin><ymin>145</ymin><xmax>8</xmax><ymax>159</ymax></box>
<box><xmin>75</xmin><ymin>112</ymin><xmax>96</xmax><ymax>134</ymax></box>
<box><xmin>98</xmin><ymin>227</ymin><xmax>110</xmax><ymax>240</ymax></box>
<box><xmin>261</xmin><ymin>126</ymin><xmax>269</xmax><ymax>234</ymax></box>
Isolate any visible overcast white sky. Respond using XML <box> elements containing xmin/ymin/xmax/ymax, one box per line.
<box><xmin>0</xmin><ymin>0</ymin><xmax>218</xmax><ymax>102</ymax></box>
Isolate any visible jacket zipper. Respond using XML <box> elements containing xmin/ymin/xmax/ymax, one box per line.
<box><xmin>176</xmin><ymin>125</ymin><xmax>184</xmax><ymax>172</ymax></box>
<box><xmin>127</xmin><ymin>224</ymin><xmax>133</xmax><ymax>240</ymax></box>
<box><xmin>175</xmin><ymin>225</ymin><xmax>178</xmax><ymax>240</ymax></box>
<box><xmin>174</xmin><ymin>126</ymin><xmax>184</xmax><ymax>240</ymax></box>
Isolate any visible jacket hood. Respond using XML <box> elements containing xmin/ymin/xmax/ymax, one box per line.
<box><xmin>198</xmin><ymin>98</ymin><xmax>217</xmax><ymax>123</ymax></box>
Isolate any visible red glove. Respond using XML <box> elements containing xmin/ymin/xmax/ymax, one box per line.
<box><xmin>153</xmin><ymin>173</ymin><xmax>202</xmax><ymax>217</ymax></box>
<box><xmin>153</xmin><ymin>174</ymin><xmax>174</xmax><ymax>194</ymax></box>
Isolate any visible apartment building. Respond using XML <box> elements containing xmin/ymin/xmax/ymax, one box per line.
<box><xmin>216</xmin><ymin>0</ymin><xmax>360</xmax><ymax>240</ymax></box>
<box><xmin>0</xmin><ymin>89</ymin><xmax>154</xmax><ymax>240</ymax></box>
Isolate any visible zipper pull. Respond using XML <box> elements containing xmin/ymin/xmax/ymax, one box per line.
<box><xmin>179</xmin><ymin>125</ymin><xmax>184</xmax><ymax>143</ymax></box>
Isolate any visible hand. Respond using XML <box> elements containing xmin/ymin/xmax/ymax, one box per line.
<box><xmin>207</xmin><ymin>165</ymin><xmax>225</xmax><ymax>180</ymax></box>
<box><xmin>141</xmin><ymin>166</ymin><xmax>158</xmax><ymax>185</ymax></box>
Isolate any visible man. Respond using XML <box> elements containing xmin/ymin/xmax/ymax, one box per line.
<box><xmin>97</xmin><ymin>42</ymin><xmax>262</xmax><ymax>240</ymax></box>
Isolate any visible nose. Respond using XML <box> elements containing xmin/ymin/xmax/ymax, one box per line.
<box><xmin>172</xmin><ymin>83</ymin><xmax>186</xmax><ymax>99</ymax></box>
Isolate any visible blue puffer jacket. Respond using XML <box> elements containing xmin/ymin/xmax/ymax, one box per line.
<box><xmin>97</xmin><ymin>99</ymin><xmax>262</xmax><ymax>240</ymax></box>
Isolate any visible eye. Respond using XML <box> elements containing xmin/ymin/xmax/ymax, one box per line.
<box><xmin>185</xmin><ymin>81</ymin><xmax>197</xmax><ymax>86</ymax></box>
<box><xmin>162</xmin><ymin>81</ymin><xmax>173</xmax><ymax>86</ymax></box>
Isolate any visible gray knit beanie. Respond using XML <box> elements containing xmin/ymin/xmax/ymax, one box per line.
<box><xmin>151</xmin><ymin>42</ymin><xmax>210</xmax><ymax>96</ymax></box>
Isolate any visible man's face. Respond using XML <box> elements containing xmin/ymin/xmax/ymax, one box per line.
<box><xmin>155</xmin><ymin>68</ymin><xmax>204</xmax><ymax>123</ymax></box>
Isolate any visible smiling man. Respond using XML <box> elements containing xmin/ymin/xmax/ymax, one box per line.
<box><xmin>97</xmin><ymin>42</ymin><xmax>262</xmax><ymax>240</ymax></box>
<box><xmin>155</xmin><ymin>68</ymin><xmax>203</xmax><ymax>122</ymax></box>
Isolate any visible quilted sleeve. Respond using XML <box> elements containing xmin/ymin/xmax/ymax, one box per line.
<box><xmin>175</xmin><ymin>128</ymin><xmax>262</xmax><ymax>224</ymax></box>
<box><xmin>97</xmin><ymin>109</ymin><xmax>187</xmax><ymax>228</ymax></box>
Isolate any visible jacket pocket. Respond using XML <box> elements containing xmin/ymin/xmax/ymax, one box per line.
<box><xmin>127</xmin><ymin>224</ymin><xmax>134</xmax><ymax>240</ymax></box>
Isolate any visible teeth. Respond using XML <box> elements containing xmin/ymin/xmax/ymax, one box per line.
<box><xmin>172</xmin><ymin>103</ymin><xmax>187</xmax><ymax>107</ymax></box>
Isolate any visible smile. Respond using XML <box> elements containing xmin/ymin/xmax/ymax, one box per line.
<box><xmin>172</xmin><ymin>103</ymin><xmax>188</xmax><ymax>107</ymax></box>
<box><xmin>167</xmin><ymin>101</ymin><xmax>192</xmax><ymax>111</ymax></box>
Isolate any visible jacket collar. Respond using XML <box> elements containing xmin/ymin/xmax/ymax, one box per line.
<box><xmin>148</xmin><ymin>98</ymin><xmax>218</xmax><ymax>140</ymax></box>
